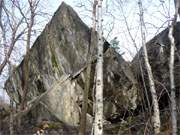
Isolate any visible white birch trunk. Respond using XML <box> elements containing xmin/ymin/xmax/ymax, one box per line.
<box><xmin>168</xmin><ymin>1</ymin><xmax>179</xmax><ymax>134</ymax></box>
<box><xmin>138</xmin><ymin>1</ymin><xmax>161</xmax><ymax>134</ymax></box>
<box><xmin>169</xmin><ymin>25</ymin><xmax>177</xmax><ymax>135</ymax></box>
<box><xmin>94</xmin><ymin>0</ymin><xmax>104</xmax><ymax>135</ymax></box>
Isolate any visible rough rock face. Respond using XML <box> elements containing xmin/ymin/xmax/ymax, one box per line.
<box><xmin>103</xmin><ymin>48</ymin><xmax>139</xmax><ymax>116</ymax></box>
<box><xmin>132</xmin><ymin>23</ymin><xmax>180</xmax><ymax>109</ymax></box>
<box><xmin>5</xmin><ymin>2</ymin><xmax>139</xmax><ymax>126</ymax></box>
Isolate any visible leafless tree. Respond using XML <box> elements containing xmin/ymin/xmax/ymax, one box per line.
<box><xmin>79</xmin><ymin>0</ymin><xmax>98</xmax><ymax>135</ymax></box>
<box><xmin>18</xmin><ymin>0</ymin><xmax>39</xmax><ymax>110</ymax></box>
<box><xmin>138</xmin><ymin>0</ymin><xmax>161</xmax><ymax>134</ymax></box>
<box><xmin>0</xmin><ymin>0</ymin><xmax>50</xmax><ymax>131</ymax></box>
<box><xmin>0</xmin><ymin>0</ymin><xmax>26</xmax><ymax>75</ymax></box>
<box><xmin>113</xmin><ymin>0</ymin><xmax>151</xmax><ymax>114</ymax></box>
<box><xmin>94</xmin><ymin>0</ymin><xmax>104</xmax><ymax>135</ymax></box>
<box><xmin>168</xmin><ymin>0</ymin><xmax>179</xmax><ymax>134</ymax></box>
<box><xmin>9</xmin><ymin>0</ymin><xmax>42</xmax><ymax>128</ymax></box>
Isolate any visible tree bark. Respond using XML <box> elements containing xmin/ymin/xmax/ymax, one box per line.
<box><xmin>20</xmin><ymin>0</ymin><xmax>35</xmax><ymax>111</ymax></box>
<box><xmin>94</xmin><ymin>0</ymin><xmax>104</xmax><ymax>135</ymax></box>
<box><xmin>9</xmin><ymin>99</ymin><xmax>14</xmax><ymax>135</ymax></box>
<box><xmin>138</xmin><ymin>0</ymin><xmax>161</xmax><ymax>134</ymax></box>
<box><xmin>8</xmin><ymin>52</ymin><xmax>14</xmax><ymax>135</ymax></box>
<box><xmin>17</xmin><ymin>0</ymin><xmax>36</xmax><ymax>128</ymax></box>
<box><xmin>79</xmin><ymin>0</ymin><xmax>97</xmax><ymax>135</ymax></box>
<box><xmin>174</xmin><ymin>0</ymin><xmax>180</xmax><ymax>15</ymax></box>
<box><xmin>168</xmin><ymin>1</ymin><xmax>179</xmax><ymax>134</ymax></box>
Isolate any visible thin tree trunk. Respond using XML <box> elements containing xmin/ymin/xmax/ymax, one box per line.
<box><xmin>117</xmin><ymin>0</ymin><xmax>151</xmax><ymax>113</ymax></box>
<box><xmin>19</xmin><ymin>1</ymin><xmax>35</xmax><ymax>128</ymax></box>
<box><xmin>138</xmin><ymin>0</ymin><xmax>161</xmax><ymax>134</ymax></box>
<box><xmin>8</xmin><ymin>61</ymin><xmax>14</xmax><ymax>135</ymax></box>
<box><xmin>94</xmin><ymin>0</ymin><xmax>104</xmax><ymax>135</ymax></box>
<box><xmin>169</xmin><ymin>1</ymin><xmax>179</xmax><ymax>134</ymax></box>
<box><xmin>21</xmin><ymin>30</ymin><xmax>31</xmax><ymax>110</ymax></box>
<box><xmin>21</xmin><ymin>0</ymin><xmax>35</xmax><ymax>111</ymax></box>
<box><xmin>79</xmin><ymin>0</ymin><xmax>97</xmax><ymax>135</ymax></box>
<box><xmin>9</xmin><ymin>99</ymin><xmax>14</xmax><ymax>135</ymax></box>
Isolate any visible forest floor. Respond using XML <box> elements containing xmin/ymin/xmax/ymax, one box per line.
<box><xmin>0</xmin><ymin>101</ymin><xmax>172</xmax><ymax>135</ymax></box>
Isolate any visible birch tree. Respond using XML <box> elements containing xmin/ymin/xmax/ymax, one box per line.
<box><xmin>168</xmin><ymin>0</ymin><xmax>179</xmax><ymax>134</ymax></box>
<box><xmin>138</xmin><ymin>0</ymin><xmax>161</xmax><ymax>134</ymax></box>
<box><xmin>94</xmin><ymin>0</ymin><xmax>104</xmax><ymax>135</ymax></box>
